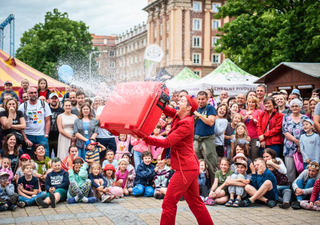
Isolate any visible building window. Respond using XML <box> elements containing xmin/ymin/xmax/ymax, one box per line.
<box><xmin>119</xmin><ymin>61</ymin><xmax>122</xmax><ymax>68</ymax></box>
<box><xmin>135</xmin><ymin>42</ymin><xmax>138</xmax><ymax>49</ymax></box>
<box><xmin>212</xmin><ymin>3</ymin><xmax>221</xmax><ymax>13</ymax></box>
<box><xmin>160</xmin><ymin>24</ymin><xmax>163</xmax><ymax>36</ymax></box>
<box><xmin>144</xmin><ymin>38</ymin><xmax>147</xmax><ymax>46</ymax></box>
<box><xmin>193</xmin><ymin>54</ymin><xmax>201</xmax><ymax>65</ymax></box>
<box><xmin>139</xmin><ymin>54</ymin><xmax>142</xmax><ymax>62</ymax></box>
<box><xmin>160</xmin><ymin>40</ymin><xmax>163</xmax><ymax>49</ymax></box>
<box><xmin>154</xmin><ymin>28</ymin><xmax>157</xmax><ymax>38</ymax></box>
<box><xmin>212</xmin><ymin>54</ymin><xmax>220</xmax><ymax>64</ymax></box>
<box><xmin>167</xmin><ymin>37</ymin><xmax>169</xmax><ymax>50</ymax></box>
<box><xmin>135</xmin><ymin>55</ymin><xmax>137</xmax><ymax>63</ymax></box>
<box><xmin>131</xmin><ymin>44</ymin><xmax>133</xmax><ymax>50</ymax></box>
<box><xmin>194</xmin><ymin>71</ymin><xmax>201</xmax><ymax>77</ymax></box>
<box><xmin>109</xmin><ymin>51</ymin><xmax>114</xmax><ymax>57</ymax></box>
<box><xmin>131</xmin><ymin>57</ymin><xmax>133</xmax><ymax>64</ymax></box>
<box><xmin>193</xmin><ymin>19</ymin><xmax>201</xmax><ymax>31</ymax></box>
<box><xmin>110</xmin><ymin>62</ymin><xmax>115</xmax><ymax>68</ymax></box>
<box><xmin>212</xmin><ymin>37</ymin><xmax>220</xmax><ymax>47</ymax></box>
<box><xmin>212</xmin><ymin>20</ymin><xmax>220</xmax><ymax>29</ymax></box>
<box><xmin>140</xmin><ymin>40</ymin><xmax>142</xmax><ymax>47</ymax></box>
<box><xmin>123</xmin><ymin>60</ymin><xmax>125</xmax><ymax>67</ymax></box>
<box><xmin>193</xmin><ymin>36</ymin><xmax>201</xmax><ymax>48</ymax></box>
<box><xmin>193</xmin><ymin>2</ymin><xmax>201</xmax><ymax>12</ymax></box>
<box><xmin>120</xmin><ymin>49</ymin><xmax>122</xmax><ymax>55</ymax></box>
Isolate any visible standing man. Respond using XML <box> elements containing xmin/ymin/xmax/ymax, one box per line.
<box><xmin>236</xmin><ymin>94</ymin><xmax>246</xmax><ymax>110</ymax></box>
<box><xmin>179</xmin><ymin>90</ymin><xmax>188</xmax><ymax>100</ymax></box>
<box><xmin>71</xmin><ymin>91</ymin><xmax>95</xmax><ymax>117</ymax></box>
<box><xmin>48</xmin><ymin>93</ymin><xmax>64</xmax><ymax>157</ymax></box>
<box><xmin>69</xmin><ymin>91</ymin><xmax>77</xmax><ymax>107</ymax></box>
<box><xmin>193</xmin><ymin>91</ymin><xmax>217</xmax><ymax>182</ymax></box>
<box><xmin>218</xmin><ymin>91</ymin><xmax>229</xmax><ymax>105</ymax></box>
<box><xmin>19</xmin><ymin>87</ymin><xmax>52</xmax><ymax>157</ymax></box>
<box><xmin>143</xmin><ymin>95</ymin><xmax>213</xmax><ymax>225</ymax></box>
<box><xmin>171</xmin><ymin>91</ymin><xmax>179</xmax><ymax>105</ymax></box>
<box><xmin>256</xmin><ymin>84</ymin><xmax>266</xmax><ymax>111</ymax></box>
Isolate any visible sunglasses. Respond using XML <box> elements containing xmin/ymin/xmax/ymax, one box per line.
<box><xmin>29</xmin><ymin>92</ymin><xmax>38</xmax><ymax>94</ymax></box>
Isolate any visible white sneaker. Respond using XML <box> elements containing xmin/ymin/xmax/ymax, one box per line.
<box><xmin>101</xmin><ymin>194</ymin><xmax>112</xmax><ymax>203</ymax></box>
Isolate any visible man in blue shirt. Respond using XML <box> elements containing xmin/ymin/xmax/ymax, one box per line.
<box><xmin>193</xmin><ymin>91</ymin><xmax>217</xmax><ymax>182</ymax></box>
<box><xmin>239</xmin><ymin>158</ymin><xmax>278</xmax><ymax>208</ymax></box>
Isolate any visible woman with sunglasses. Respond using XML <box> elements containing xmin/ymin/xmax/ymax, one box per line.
<box><xmin>0</xmin><ymin>97</ymin><xmax>26</xmax><ymax>147</ymax></box>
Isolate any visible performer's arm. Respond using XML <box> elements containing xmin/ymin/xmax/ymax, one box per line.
<box><xmin>163</xmin><ymin>105</ymin><xmax>176</xmax><ymax>118</ymax></box>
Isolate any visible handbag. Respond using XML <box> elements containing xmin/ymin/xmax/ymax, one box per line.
<box><xmin>293</xmin><ymin>152</ymin><xmax>304</xmax><ymax>173</ymax></box>
<box><xmin>12</xmin><ymin>130</ymin><xmax>24</xmax><ymax>144</ymax></box>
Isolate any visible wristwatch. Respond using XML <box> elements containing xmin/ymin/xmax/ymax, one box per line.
<box><xmin>44</xmin><ymin>134</ymin><xmax>49</xmax><ymax>138</ymax></box>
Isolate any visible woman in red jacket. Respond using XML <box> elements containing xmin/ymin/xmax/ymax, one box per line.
<box><xmin>257</xmin><ymin>97</ymin><xmax>283</xmax><ymax>157</ymax></box>
<box><xmin>143</xmin><ymin>95</ymin><xmax>213</xmax><ymax>225</ymax></box>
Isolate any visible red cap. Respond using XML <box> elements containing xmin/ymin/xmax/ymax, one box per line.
<box><xmin>20</xmin><ymin>154</ymin><xmax>31</xmax><ymax>160</ymax></box>
<box><xmin>103</xmin><ymin>164</ymin><xmax>116</xmax><ymax>172</ymax></box>
<box><xmin>185</xmin><ymin>95</ymin><xmax>199</xmax><ymax>113</ymax></box>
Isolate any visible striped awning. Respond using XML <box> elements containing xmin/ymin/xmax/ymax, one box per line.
<box><xmin>0</xmin><ymin>49</ymin><xmax>68</xmax><ymax>92</ymax></box>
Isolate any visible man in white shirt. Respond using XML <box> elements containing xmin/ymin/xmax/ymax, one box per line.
<box><xmin>19</xmin><ymin>87</ymin><xmax>52</xmax><ymax>157</ymax></box>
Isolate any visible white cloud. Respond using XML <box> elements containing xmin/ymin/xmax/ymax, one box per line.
<box><xmin>0</xmin><ymin>0</ymin><xmax>148</xmax><ymax>54</ymax></box>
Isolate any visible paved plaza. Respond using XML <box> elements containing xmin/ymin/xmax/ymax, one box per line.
<box><xmin>1</xmin><ymin>196</ymin><xmax>319</xmax><ymax>224</ymax></box>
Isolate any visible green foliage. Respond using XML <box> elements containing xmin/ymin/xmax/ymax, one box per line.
<box><xmin>214</xmin><ymin>0</ymin><xmax>320</xmax><ymax>76</ymax></box>
<box><xmin>16</xmin><ymin>8</ymin><xmax>98</xmax><ymax>80</ymax></box>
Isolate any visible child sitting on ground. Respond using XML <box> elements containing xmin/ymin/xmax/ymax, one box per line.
<box><xmin>85</xmin><ymin>139</ymin><xmax>106</xmax><ymax>165</ymax></box>
<box><xmin>132</xmin><ymin>151</ymin><xmax>156</xmax><ymax>197</ymax></box>
<box><xmin>67</xmin><ymin>158</ymin><xmax>95</xmax><ymax>204</ymax></box>
<box><xmin>0</xmin><ymin>158</ymin><xmax>13</xmax><ymax>183</ymax></box>
<box><xmin>102</xmin><ymin>164</ymin><xmax>123</xmax><ymax>198</ymax></box>
<box><xmin>0</xmin><ymin>171</ymin><xmax>19</xmax><ymax>211</ymax></box>
<box><xmin>102</xmin><ymin>150</ymin><xmax>118</xmax><ymax>170</ymax></box>
<box><xmin>14</xmin><ymin>154</ymin><xmax>36</xmax><ymax>181</ymax></box>
<box><xmin>224</xmin><ymin>160</ymin><xmax>251</xmax><ymax>207</ymax></box>
<box><xmin>17</xmin><ymin>163</ymin><xmax>46</xmax><ymax>208</ymax></box>
<box><xmin>154</xmin><ymin>154</ymin><xmax>170</xmax><ymax>199</ymax></box>
<box><xmin>115</xmin><ymin>159</ymin><xmax>129</xmax><ymax>196</ymax></box>
<box><xmin>62</xmin><ymin>145</ymin><xmax>81</xmax><ymax>172</ymax></box>
<box><xmin>88</xmin><ymin>163</ymin><xmax>112</xmax><ymax>203</ymax></box>
<box><xmin>35</xmin><ymin>157</ymin><xmax>69</xmax><ymax>208</ymax></box>
<box><xmin>231</xmin><ymin>144</ymin><xmax>253</xmax><ymax>174</ymax></box>
<box><xmin>205</xmin><ymin>157</ymin><xmax>234</xmax><ymax>205</ymax></box>
<box><xmin>122</xmin><ymin>153</ymin><xmax>135</xmax><ymax>194</ymax></box>
<box><xmin>300</xmin><ymin>173</ymin><xmax>320</xmax><ymax>211</ymax></box>
<box><xmin>198</xmin><ymin>159</ymin><xmax>210</xmax><ymax>202</ymax></box>
<box><xmin>114</xmin><ymin>134</ymin><xmax>131</xmax><ymax>160</ymax></box>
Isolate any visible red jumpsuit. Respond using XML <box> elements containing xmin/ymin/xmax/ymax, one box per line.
<box><xmin>144</xmin><ymin>106</ymin><xmax>213</xmax><ymax>225</ymax></box>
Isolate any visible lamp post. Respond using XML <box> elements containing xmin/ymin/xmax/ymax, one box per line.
<box><xmin>89</xmin><ymin>50</ymin><xmax>108</xmax><ymax>83</ymax></box>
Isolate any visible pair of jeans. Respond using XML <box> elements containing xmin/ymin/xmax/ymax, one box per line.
<box><xmin>133</xmin><ymin>150</ymin><xmax>142</xmax><ymax>170</ymax></box>
<box><xmin>277</xmin><ymin>185</ymin><xmax>291</xmax><ymax>203</ymax></box>
<box><xmin>78</xmin><ymin>147</ymin><xmax>86</xmax><ymax>160</ymax></box>
<box><xmin>18</xmin><ymin>192</ymin><xmax>46</xmax><ymax>206</ymax></box>
<box><xmin>259</xmin><ymin>144</ymin><xmax>282</xmax><ymax>157</ymax></box>
<box><xmin>132</xmin><ymin>184</ymin><xmax>154</xmax><ymax>197</ymax></box>
<box><xmin>296</xmin><ymin>178</ymin><xmax>316</xmax><ymax>201</ymax></box>
<box><xmin>23</xmin><ymin>135</ymin><xmax>50</xmax><ymax>157</ymax></box>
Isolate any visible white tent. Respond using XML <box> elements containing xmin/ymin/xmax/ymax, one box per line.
<box><xmin>178</xmin><ymin>59</ymin><xmax>259</xmax><ymax>96</ymax></box>
<box><xmin>165</xmin><ymin>67</ymin><xmax>200</xmax><ymax>93</ymax></box>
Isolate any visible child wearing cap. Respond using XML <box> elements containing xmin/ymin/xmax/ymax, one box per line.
<box><xmin>224</xmin><ymin>159</ymin><xmax>251</xmax><ymax>207</ymax></box>
<box><xmin>14</xmin><ymin>154</ymin><xmax>35</xmax><ymax>181</ymax></box>
<box><xmin>85</xmin><ymin>139</ymin><xmax>107</xmax><ymax>165</ymax></box>
<box><xmin>0</xmin><ymin>81</ymin><xmax>19</xmax><ymax>104</ymax></box>
<box><xmin>102</xmin><ymin>164</ymin><xmax>123</xmax><ymax>199</ymax></box>
<box><xmin>17</xmin><ymin>162</ymin><xmax>46</xmax><ymax>208</ymax></box>
<box><xmin>67</xmin><ymin>158</ymin><xmax>95</xmax><ymax>204</ymax></box>
<box><xmin>300</xmin><ymin>118</ymin><xmax>320</xmax><ymax>168</ymax></box>
<box><xmin>0</xmin><ymin>171</ymin><xmax>19</xmax><ymax>211</ymax></box>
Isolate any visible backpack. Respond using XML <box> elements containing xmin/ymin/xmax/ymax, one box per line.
<box><xmin>23</xmin><ymin>100</ymin><xmax>46</xmax><ymax>118</ymax></box>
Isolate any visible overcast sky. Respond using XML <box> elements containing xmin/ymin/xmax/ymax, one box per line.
<box><xmin>0</xmin><ymin>0</ymin><xmax>148</xmax><ymax>54</ymax></box>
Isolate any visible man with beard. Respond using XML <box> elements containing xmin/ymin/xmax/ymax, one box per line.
<box><xmin>19</xmin><ymin>87</ymin><xmax>52</xmax><ymax>157</ymax></box>
<box><xmin>71</xmin><ymin>91</ymin><xmax>95</xmax><ymax>117</ymax></box>
<box><xmin>69</xmin><ymin>91</ymin><xmax>77</xmax><ymax>107</ymax></box>
<box><xmin>48</xmin><ymin>93</ymin><xmax>64</xmax><ymax>157</ymax></box>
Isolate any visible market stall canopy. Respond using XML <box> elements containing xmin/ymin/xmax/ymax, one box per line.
<box><xmin>165</xmin><ymin>67</ymin><xmax>200</xmax><ymax>93</ymax></box>
<box><xmin>0</xmin><ymin>49</ymin><xmax>68</xmax><ymax>92</ymax></box>
<box><xmin>179</xmin><ymin>59</ymin><xmax>259</xmax><ymax>96</ymax></box>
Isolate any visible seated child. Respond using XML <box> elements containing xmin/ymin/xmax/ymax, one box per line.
<box><xmin>205</xmin><ymin>157</ymin><xmax>234</xmax><ymax>205</ymax></box>
<box><xmin>17</xmin><ymin>163</ymin><xmax>46</xmax><ymax>207</ymax></box>
<box><xmin>114</xmin><ymin>134</ymin><xmax>131</xmax><ymax>160</ymax></box>
<box><xmin>67</xmin><ymin>158</ymin><xmax>95</xmax><ymax>204</ymax></box>
<box><xmin>150</xmin><ymin>124</ymin><xmax>165</xmax><ymax>164</ymax></box>
<box><xmin>115</xmin><ymin>159</ymin><xmax>129</xmax><ymax>196</ymax></box>
<box><xmin>0</xmin><ymin>158</ymin><xmax>13</xmax><ymax>183</ymax></box>
<box><xmin>102</xmin><ymin>150</ymin><xmax>118</xmax><ymax>170</ymax></box>
<box><xmin>154</xmin><ymin>154</ymin><xmax>170</xmax><ymax>199</ymax></box>
<box><xmin>36</xmin><ymin>157</ymin><xmax>69</xmax><ymax>208</ymax></box>
<box><xmin>300</xmin><ymin>176</ymin><xmax>320</xmax><ymax>211</ymax></box>
<box><xmin>0</xmin><ymin>171</ymin><xmax>19</xmax><ymax>211</ymax></box>
<box><xmin>102</xmin><ymin>164</ymin><xmax>123</xmax><ymax>198</ymax></box>
<box><xmin>88</xmin><ymin>163</ymin><xmax>112</xmax><ymax>203</ymax></box>
<box><xmin>132</xmin><ymin>151</ymin><xmax>156</xmax><ymax>197</ymax></box>
<box><xmin>14</xmin><ymin>154</ymin><xmax>36</xmax><ymax>181</ymax></box>
<box><xmin>62</xmin><ymin>145</ymin><xmax>81</xmax><ymax>172</ymax></box>
<box><xmin>231</xmin><ymin>144</ymin><xmax>253</xmax><ymax>174</ymax></box>
<box><xmin>291</xmin><ymin>162</ymin><xmax>320</xmax><ymax>209</ymax></box>
<box><xmin>224</xmin><ymin>160</ymin><xmax>251</xmax><ymax>207</ymax></box>
<box><xmin>198</xmin><ymin>159</ymin><xmax>211</xmax><ymax>202</ymax></box>
<box><xmin>85</xmin><ymin>139</ymin><xmax>106</xmax><ymax>165</ymax></box>
<box><xmin>122</xmin><ymin>153</ymin><xmax>135</xmax><ymax>194</ymax></box>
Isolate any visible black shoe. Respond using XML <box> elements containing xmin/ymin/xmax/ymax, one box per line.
<box><xmin>179</xmin><ymin>196</ymin><xmax>185</xmax><ymax>201</ymax></box>
<box><xmin>35</xmin><ymin>198</ymin><xmax>49</xmax><ymax>208</ymax></box>
<box><xmin>9</xmin><ymin>193</ymin><xmax>19</xmax><ymax>205</ymax></box>
<box><xmin>17</xmin><ymin>201</ymin><xmax>26</xmax><ymax>208</ymax></box>
<box><xmin>49</xmin><ymin>193</ymin><xmax>56</xmax><ymax>208</ymax></box>
<box><xmin>279</xmin><ymin>202</ymin><xmax>290</xmax><ymax>209</ymax></box>
<box><xmin>9</xmin><ymin>205</ymin><xmax>17</xmax><ymax>211</ymax></box>
<box><xmin>291</xmin><ymin>201</ymin><xmax>301</xmax><ymax>209</ymax></box>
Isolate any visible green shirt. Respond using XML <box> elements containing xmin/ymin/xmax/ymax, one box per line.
<box><xmin>215</xmin><ymin>169</ymin><xmax>234</xmax><ymax>193</ymax></box>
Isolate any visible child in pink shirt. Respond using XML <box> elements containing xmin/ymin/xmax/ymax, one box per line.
<box><xmin>115</xmin><ymin>159</ymin><xmax>129</xmax><ymax>196</ymax></box>
<box><xmin>114</xmin><ymin>134</ymin><xmax>131</xmax><ymax>160</ymax></box>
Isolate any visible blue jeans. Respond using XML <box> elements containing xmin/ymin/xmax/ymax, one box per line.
<box><xmin>23</xmin><ymin>135</ymin><xmax>50</xmax><ymax>157</ymax></box>
<box><xmin>132</xmin><ymin>184</ymin><xmax>154</xmax><ymax>197</ymax></box>
<box><xmin>296</xmin><ymin>178</ymin><xmax>316</xmax><ymax>201</ymax></box>
<box><xmin>133</xmin><ymin>150</ymin><xmax>142</xmax><ymax>170</ymax></box>
<box><xmin>304</xmin><ymin>163</ymin><xmax>308</xmax><ymax>169</ymax></box>
<box><xmin>18</xmin><ymin>192</ymin><xmax>46</xmax><ymax>206</ymax></box>
<box><xmin>78</xmin><ymin>147</ymin><xmax>86</xmax><ymax>160</ymax></box>
<box><xmin>277</xmin><ymin>185</ymin><xmax>290</xmax><ymax>197</ymax></box>
<box><xmin>259</xmin><ymin>144</ymin><xmax>282</xmax><ymax>157</ymax></box>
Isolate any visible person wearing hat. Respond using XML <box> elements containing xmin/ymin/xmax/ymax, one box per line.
<box><xmin>143</xmin><ymin>95</ymin><xmax>213</xmax><ymax>225</ymax></box>
<box><xmin>14</xmin><ymin>154</ymin><xmax>34</xmax><ymax>181</ymax></box>
<box><xmin>193</xmin><ymin>91</ymin><xmax>218</xmax><ymax>184</ymax></box>
<box><xmin>300</xmin><ymin>118</ymin><xmax>320</xmax><ymax>168</ymax></box>
<box><xmin>85</xmin><ymin>139</ymin><xmax>106</xmax><ymax>165</ymax></box>
<box><xmin>0</xmin><ymin>81</ymin><xmax>19</xmax><ymax>105</ymax></box>
<box><xmin>48</xmin><ymin>93</ymin><xmax>64</xmax><ymax>158</ymax></box>
<box><xmin>224</xmin><ymin>159</ymin><xmax>251</xmax><ymax>207</ymax></box>
<box><xmin>0</xmin><ymin>171</ymin><xmax>19</xmax><ymax>211</ymax></box>
<box><xmin>283</xmin><ymin>89</ymin><xmax>306</xmax><ymax>114</ymax></box>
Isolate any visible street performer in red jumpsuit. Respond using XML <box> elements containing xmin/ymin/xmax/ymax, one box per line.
<box><xmin>143</xmin><ymin>95</ymin><xmax>214</xmax><ymax>225</ymax></box>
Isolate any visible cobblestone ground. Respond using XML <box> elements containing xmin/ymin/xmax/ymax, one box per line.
<box><xmin>1</xmin><ymin>196</ymin><xmax>319</xmax><ymax>225</ymax></box>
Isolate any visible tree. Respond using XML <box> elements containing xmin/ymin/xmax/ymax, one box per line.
<box><xmin>16</xmin><ymin>8</ymin><xmax>98</xmax><ymax>80</ymax></box>
<box><xmin>214</xmin><ymin>0</ymin><xmax>320</xmax><ymax>76</ymax></box>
